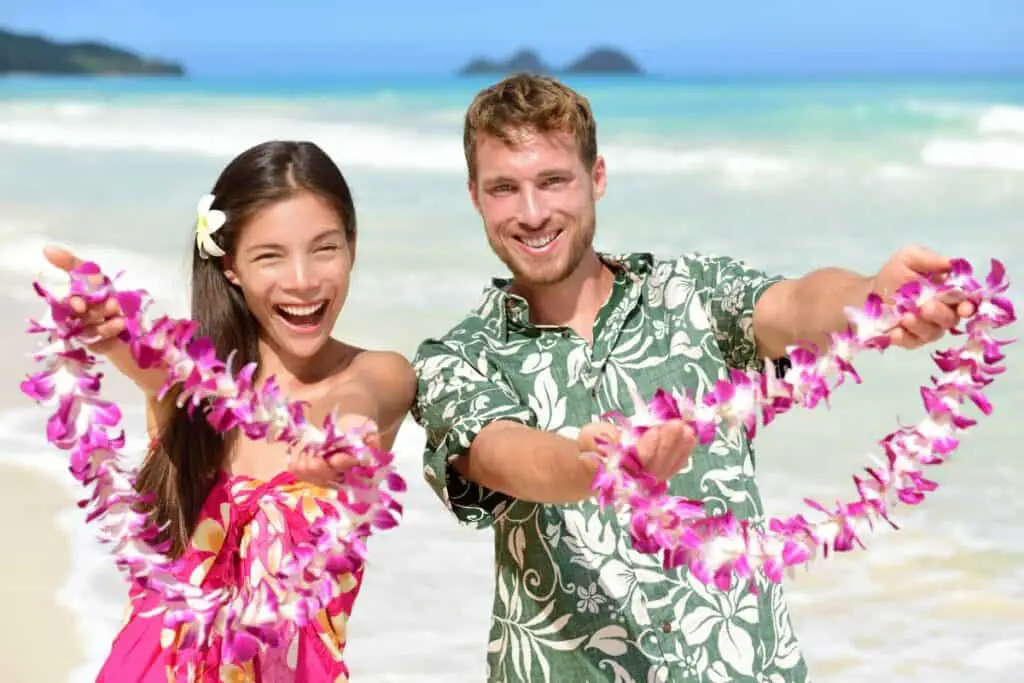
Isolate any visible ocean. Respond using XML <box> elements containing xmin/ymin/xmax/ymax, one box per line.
<box><xmin>1</xmin><ymin>73</ymin><xmax>1022</xmax><ymax>682</ymax></box>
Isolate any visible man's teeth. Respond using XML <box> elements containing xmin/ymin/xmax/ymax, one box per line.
<box><xmin>278</xmin><ymin>302</ymin><xmax>325</xmax><ymax>316</ymax></box>
<box><xmin>521</xmin><ymin>233</ymin><xmax>557</xmax><ymax>249</ymax></box>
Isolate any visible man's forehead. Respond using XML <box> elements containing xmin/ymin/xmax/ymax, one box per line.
<box><xmin>479</xmin><ymin>127</ymin><xmax>575</xmax><ymax>151</ymax></box>
<box><xmin>475</xmin><ymin>129</ymin><xmax>579</xmax><ymax>175</ymax></box>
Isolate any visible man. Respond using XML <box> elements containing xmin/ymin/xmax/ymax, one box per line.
<box><xmin>411</xmin><ymin>74</ymin><xmax>970</xmax><ymax>683</ymax></box>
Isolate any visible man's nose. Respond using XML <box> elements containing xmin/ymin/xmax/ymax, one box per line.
<box><xmin>517</xmin><ymin>186</ymin><xmax>552</xmax><ymax>229</ymax></box>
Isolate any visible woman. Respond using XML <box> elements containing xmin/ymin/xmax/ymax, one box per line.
<box><xmin>45</xmin><ymin>140</ymin><xmax>415</xmax><ymax>681</ymax></box>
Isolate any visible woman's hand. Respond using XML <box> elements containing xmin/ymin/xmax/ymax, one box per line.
<box><xmin>288</xmin><ymin>413</ymin><xmax>381</xmax><ymax>488</ymax></box>
<box><xmin>43</xmin><ymin>245</ymin><xmax>125</xmax><ymax>354</ymax></box>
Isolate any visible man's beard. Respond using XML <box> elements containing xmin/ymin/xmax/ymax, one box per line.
<box><xmin>490</xmin><ymin>221</ymin><xmax>595</xmax><ymax>287</ymax></box>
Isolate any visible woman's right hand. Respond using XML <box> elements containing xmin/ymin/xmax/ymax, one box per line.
<box><xmin>43</xmin><ymin>245</ymin><xmax>126</xmax><ymax>354</ymax></box>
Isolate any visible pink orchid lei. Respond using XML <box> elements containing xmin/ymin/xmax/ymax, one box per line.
<box><xmin>20</xmin><ymin>262</ymin><xmax>406</xmax><ymax>665</ymax></box>
<box><xmin>588</xmin><ymin>258</ymin><xmax>1015</xmax><ymax>592</ymax></box>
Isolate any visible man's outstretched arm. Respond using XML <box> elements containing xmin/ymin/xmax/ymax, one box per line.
<box><xmin>753</xmin><ymin>244</ymin><xmax>972</xmax><ymax>359</ymax></box>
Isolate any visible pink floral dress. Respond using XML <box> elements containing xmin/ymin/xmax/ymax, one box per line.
<box><xmin>96</xmin><ymin>470</ymin><xmax>363</xmax><ymax>682</ymax></box>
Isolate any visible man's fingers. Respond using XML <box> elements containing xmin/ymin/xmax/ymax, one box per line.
<box><xmin>889</xmin><ymin>327</ymin><xmax>925</xmax><ymax>350</ymax></box>
<box><xmin>579</xmin><ymin>422</ymin><xmax>621</xmax><ymax>452</ymax></box>
<box><xmin>638</xmin><ymin>426</ymin><xmax>662</xmax><ymax>464</ymax></box>
<box><xmin>640</xmin><ymin>420</ymin><xmax>698</xmax><ymax>480</ymax></box>
<box><xmin>899</xmin><ymin>315</ymin><xmax>943</xmax><ymax>344</ymax></box>
<box><xmin>917</xmin><ymin>301</ymin><xmax>958</xmax><ymax>330</ymax></box>
<box><xmin>660</xmin><ymin>421</ymin><xmax>695</xmax><ymax>475</ymax></box>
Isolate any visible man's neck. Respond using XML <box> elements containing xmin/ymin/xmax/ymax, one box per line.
<box><xmin>511</xmin><ymin>251</ymin><xmax>614</xmax><ymax>342</ymax></box>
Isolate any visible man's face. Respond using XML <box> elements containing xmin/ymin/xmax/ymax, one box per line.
<box><xmin>469</xmin><ymin>128</ymin><xmax>606</xmax><ymax>287</ymax></box>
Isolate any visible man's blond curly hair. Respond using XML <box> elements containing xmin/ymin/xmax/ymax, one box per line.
<box><xmin>463</xmin><ymin>73</ymin><xmax>598</xmax><ymax>181</ymax></box>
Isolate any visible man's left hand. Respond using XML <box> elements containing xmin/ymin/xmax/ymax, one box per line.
<box><xmin>871</xmin><ymin>244</ymin><xmax>976</xmax><ymax>350</ymax></box>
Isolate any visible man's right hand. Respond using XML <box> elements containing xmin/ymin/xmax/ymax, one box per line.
<box><xmin>579</xmin><ymin>419</ymin><xmax>696</xmax><ymax>481</ymax></box>
<box><xmin>43</xmin><ymin>245</ymin><xmax>126</xmax><ymax>354</ymax></box>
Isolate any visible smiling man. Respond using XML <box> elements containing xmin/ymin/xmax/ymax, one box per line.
<box><xmin>411</xmin><ymin>73</ymin><xmax>970</xmax><ymax>683</ymax></box>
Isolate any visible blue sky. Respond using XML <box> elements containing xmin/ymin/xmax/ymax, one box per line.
<box><xmin>4</xmin><ymin>0</ymin><xmax>1023</xmax><ymax>76</ymax></box>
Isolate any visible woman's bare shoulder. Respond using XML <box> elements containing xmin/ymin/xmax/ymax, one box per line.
<box><xmin>330</xmin><ymin>342</ymin><xmax>414</xmax><ymax>387</ymax></box>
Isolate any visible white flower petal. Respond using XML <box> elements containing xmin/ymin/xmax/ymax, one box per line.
<box><xmin>198</xmin><ymin>234</ymin><xmax>225</xmax><ymax>258</ymax></box>
<box><xmin>197</xmin><ymin>193</ymin><xmax>215</xmax><ymax>214</ymax></box>
<box><xmin>205</xmin><ymin>209</ymin><xmax>227</xmax><ymax>233</ymax></box>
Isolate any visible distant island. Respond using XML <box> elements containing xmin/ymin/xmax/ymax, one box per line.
<box><xmin>0</xmin><ymin>27</ymin><xmax>184</xmax><ymax>76</ymax></box>
<box><xmin>459</xmin><ymin>47</ymin><xmax>642</xmax><ymax>76</ymax></box>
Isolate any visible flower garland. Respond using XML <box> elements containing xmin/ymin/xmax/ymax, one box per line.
<box><xmin>20</xmin><ymin>255</ymin><xmax>1016</xmax><ymax>659</ymax></box>
<box><xmin>586</xmin><ymin>257</ymin><xmax>1015</xmax><ymax>591</ymax></box>
<box><xmin>20</xmin><ymin>261</ymin><xmax>406</xmax><ymax>666</ymax></box>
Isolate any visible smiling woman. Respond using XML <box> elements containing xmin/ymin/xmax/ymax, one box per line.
<box><xmin>39</xmin><ymin>139</ymin><xmax>417</xmax><ymax>681</ymax></box>
<box><xmin>222</xmin><ymin>191</ymin><xmax>354</xmax><ymax>359</ymax></box>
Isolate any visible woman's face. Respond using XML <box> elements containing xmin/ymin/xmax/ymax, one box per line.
<box><xmin>224</xmin><ymin>190</ymin><xmax>353</xmax><ymax>364</ymax></box>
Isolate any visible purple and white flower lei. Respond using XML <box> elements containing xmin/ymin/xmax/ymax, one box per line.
<box><xmin>587</xmin><ymin>258</ymin><xmax>1015</xmax><ymax>591</ymax></box>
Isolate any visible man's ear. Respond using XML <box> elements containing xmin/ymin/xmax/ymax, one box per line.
<box><xmin>591</xmin><ymin>155</ymin><xmax>607</xmax><ymax>201</ymax></box>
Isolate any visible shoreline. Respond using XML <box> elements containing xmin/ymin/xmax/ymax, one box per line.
<box><xmin>0</xmin><ymin>464</ymin><xmax>83</xmax><ymax>683</ymax></box>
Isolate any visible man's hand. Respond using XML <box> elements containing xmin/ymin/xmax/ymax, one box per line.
<box><xmin>579</xmin><ymin>419</ymin><xmax>696</xmax><ymax>481</ymax></box>
<box><xmin>871</xmin><ymin>245</ymin><xmax>976</xmax><ymax>350</ymax></box>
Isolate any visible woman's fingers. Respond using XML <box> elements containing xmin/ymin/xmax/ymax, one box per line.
<box><xmin>326</xmin><ymin>453</ymin><xmax>359</xmax><ymax>472</ymax></box>
<box><xmin>43</xmin><ymin>245</ymin><xmax>82</xmax><ymax>273</ymax></box>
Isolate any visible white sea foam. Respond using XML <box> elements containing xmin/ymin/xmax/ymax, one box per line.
<box><xmin>0</xmin><ymin>100</ymin><xmax>798</xmax><ymax>183</ymax></box>
<box><xmin>921</xmin><ymin>137</ymin><xmax>1024</xmax><ymax>171</ymax></box>
<box><xmin>978</xmin><ymin>105</ymin><xmax>1024</xmax><ymax>136</ymax></box>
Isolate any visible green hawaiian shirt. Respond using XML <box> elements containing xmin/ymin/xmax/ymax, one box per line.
<box><xmin>412</xmin><ymin>253</ymin><xmax>809</xmax><ymax>683</ymax></box>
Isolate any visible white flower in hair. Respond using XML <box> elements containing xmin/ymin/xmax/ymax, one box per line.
<box><xmin>195</xmin><ymin>193</ymin><xmax>227</xmax><ymax>259</ymax></box>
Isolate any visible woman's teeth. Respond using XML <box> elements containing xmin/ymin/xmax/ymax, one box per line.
<box><xmin>277</xmin><ymin>302</ymin><xmax>325</xmax><ymax>316</ymax></box>
<box><xmin>274</xmin><ymin>301</ymin><xmax>328</xmax><ymax>331</ymax></box>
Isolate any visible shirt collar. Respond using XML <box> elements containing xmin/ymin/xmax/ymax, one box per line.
<box><xmin>480</xmin><ymin>253</ymin><xmax>654</xmax><ymax>339</ymax></box>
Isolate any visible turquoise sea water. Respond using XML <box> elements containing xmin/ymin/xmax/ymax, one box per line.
<box><xmin>1</xmin><ymin>74</ymin><xmax>1022</xmax><ymax>682</ymax></box>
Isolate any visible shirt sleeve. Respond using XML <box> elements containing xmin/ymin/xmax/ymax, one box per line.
<box><xmin>683</xmin><ymin>254</ymin><xmax>787</xmax><ymax>371</ymax></box>
<box><xmin>411</xmin><ymin>339</ymin><xmax>537</xmax><ymax>529</ymax></box>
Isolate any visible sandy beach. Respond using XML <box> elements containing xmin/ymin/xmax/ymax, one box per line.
<box><xmin>0</xmin><ymin>292</ymin><xmax>85</xmax><ymax>683</ymax></box>
<box><xmin>0</xmin><ymin>467</ymin><xmax>83</xmax><ymax>683</ymax></box>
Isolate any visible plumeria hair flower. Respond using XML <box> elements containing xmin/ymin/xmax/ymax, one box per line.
<box><xmin>195</xmin><ymin>193</ymin><xmax>227</xmax><ymax>259</ymax></box>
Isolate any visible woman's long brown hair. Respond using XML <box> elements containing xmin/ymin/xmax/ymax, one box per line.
<box><xmin>134</xmin><ymin>140</ymin><xmax>357</xmax><ymax>557</ymax></box>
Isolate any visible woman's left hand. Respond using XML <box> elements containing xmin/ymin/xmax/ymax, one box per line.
<box><xmin>288</xmin><ymin>414</ymin><xmax>380</xmax><ymax>488</ymax></box>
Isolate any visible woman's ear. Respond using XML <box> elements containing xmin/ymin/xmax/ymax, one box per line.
<box><xmin>223</xmin><ymin>258</ymin><xmax>240</xmax><ymax>286</ymax></box>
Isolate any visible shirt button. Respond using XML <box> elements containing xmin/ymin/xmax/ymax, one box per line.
<box><xmin>661</xmin><ymin>621</ymin><xmax>672</xmax><ymax>633</ymax></box>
